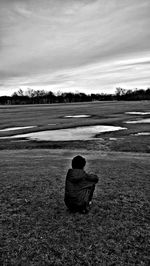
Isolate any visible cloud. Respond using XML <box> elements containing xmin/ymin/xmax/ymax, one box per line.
<box><xmin>0</xmin><ymin>0</ymin><xmax>150</xmax><ymax>95</ymax></box>
<box><xmin>1</xmin><ymin>53</ymin><xmax>149</xmax><ymax>96</ymax></box>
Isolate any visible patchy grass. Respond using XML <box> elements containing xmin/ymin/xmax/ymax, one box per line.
<box><xmin>0</xmin><ymin>101</ymin><xmax>150</xmax><ymax>153</ymax></box>
<box><xmin>0</xmin><ymin>135</ymin><xmax>149</xmax><ymax>153</ymax></box>
<box><xmin>0</xmin><ymin>149</ymin><xmax>150</xmax><ymax>265</ymax></box>
<box><xmin>1</xmin><ymin>102</ymin><xmax>150</xmax><ymax>264</ymax></box>
<box><xmin>108</xmin><ymin>135</ymin><xmax>150</xmax><ymax>153</ymax></box>
<box><xmin>0</xmin><ymin>139</ymin><xmax>109</xmax><ymax>152</ymax></box>
<box><xmin>1</xmin><ymin>101</ymin><xmax>149</xmax><ymax>131</ymax></box>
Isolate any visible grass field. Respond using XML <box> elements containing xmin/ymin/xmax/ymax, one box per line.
<box><xmin>0</xmin><ymin>101</ymin><xmax>150</xmax><ymax>152</ymax></box>
<box><xmin>0</xmin><ymin>101</ymin><xmax>150</xmax><ymax>265</ymax></box>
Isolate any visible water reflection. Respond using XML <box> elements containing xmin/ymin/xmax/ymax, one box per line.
<box><xmin>0</xmin><ymin>126</ymin><xmax>36</xmax><ymax>132</ymax></box>
<box><xmin>134</xmin><ymin>132</ymin><xmax>150</xmax><ymax>136</ymax></box>
<box><xmin>126</xmin><ymin>118</ymin><xmax>150</xmax><ymax>124</ymax></box>
<box><xmin>0</xmin><ymin>125</ymin><xmax>126</xmax><ymax>141</ymax></box>
<box><xmin>65</xmin><ymin>115</ymin><xmax>90</xmax><ymax>118</ymax></box>
<box><xmin>126</xmin><ymin>112</ymin><xmax>150</xmax><ymax>115</ymax></box>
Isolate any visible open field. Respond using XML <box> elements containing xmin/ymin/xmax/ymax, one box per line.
<box><xmin>0</xmin><ymin>101</ymin><xmax>150</xmax><ymax>152</ymax></box>
<box><xmin>0</xmin><ymin>101</ymin><xmax>150</xmax><ymax>265</ymax></box>
<box><xmin>0</xmin><ymin>149</ymin><xmax>150</xmax><ymax>265</ymax></box>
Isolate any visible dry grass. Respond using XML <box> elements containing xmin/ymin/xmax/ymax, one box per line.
<box><xmin>0</xmin><ymin>102</ymin><xmax>150</xmax><ymax>265</ymax></box>
<box><xmin>0</xmin><ymin>149</ymin><xmax>150</xmax><ymax>265</ymax></box>
<box><xmin>0</xmin><ymin>101</ymin><xmax>150</xmax><ymax>153</ymax></box>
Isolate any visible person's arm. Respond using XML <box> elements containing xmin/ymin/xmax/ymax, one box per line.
<box><xmin>67</xmin><ymin>169</ymin><xmax>84</xmax><ymax>183</ymax></box>
<box><xmin>85</xmin><ymin>172</ymin><xmax>99</xmax><ymax>183</ymax></box>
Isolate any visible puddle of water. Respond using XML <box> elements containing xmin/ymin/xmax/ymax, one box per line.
<box><xmin>126</xmin><ymin>112</ymin><xmax>150</xmax><ymax>115</ymax></box>
<box><xmin>0</xmin><ymin>126</ymin><xmax>36</xmax><ymax>132</ymax></box>
<box><xmin>134</xmin><ymin>132</ymin><xmax>150</xmax><ymax>136</ymax></box>
<box><xmin>0</xmin><ymin>125</ymin><xmax>126</xmax><ymax>141</ymax></box>
<box><xmin>126</xmin><ymin>118</ymin><xmax>150</xmax><ymax>124</ymax></box>
<box><xmin>65</xmin><ymin>115</ymin><xmax>91</xmax><ymax>118</ymax></box>
<box><xmin>11</xmin><ymin>140</ymin><xmax>30</xmax><ymax>142</ymax></box>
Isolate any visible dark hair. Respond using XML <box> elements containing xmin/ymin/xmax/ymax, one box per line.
<box><xmin>72</xmin><ymin>155</ymin><xmax>86</xmax><ymax>169</ymax></box>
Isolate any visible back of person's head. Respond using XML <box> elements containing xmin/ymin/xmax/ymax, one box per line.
<box><xmin>72</xmin><ymin>155</ymin><xmax>86</xmax><ymax>169</ymax></box>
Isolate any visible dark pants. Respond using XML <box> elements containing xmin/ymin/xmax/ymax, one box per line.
<box><xmin>88</xmin><ymin>184</ymin><xmax>95</xmax><ymax>201</ymax></box>
<box><xmin>65</xmin><ymin>184</ymin><xmax>95</xmax><ymax>213</ymax></box>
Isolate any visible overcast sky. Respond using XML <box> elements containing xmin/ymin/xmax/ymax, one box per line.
<box><xmin>0</xmin><ymin>0</ymin><xmax>150</xmax><ymax>95</ymax></box>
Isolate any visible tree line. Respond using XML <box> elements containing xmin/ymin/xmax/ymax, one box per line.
<box><xmin>0</xmin><ymin>88</ymin><xmax>150</xmax><ymax>105</ymax></box>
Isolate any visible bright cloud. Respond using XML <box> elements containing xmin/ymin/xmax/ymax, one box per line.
<box><xmin>0</xmin><ymin>0</ymin><xmax>150</xmax><ymax>95</ymax></box>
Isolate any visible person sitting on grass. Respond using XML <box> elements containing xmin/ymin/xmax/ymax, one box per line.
<box><xmin>64</xmin><ymin>155</ymin><xmax>99</xmax><ymax>214</ymax></box>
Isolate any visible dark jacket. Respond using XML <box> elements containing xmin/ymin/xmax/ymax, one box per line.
<box><xmin>64</xmin><ymin>168</ymin><xmax>98</xmax><ymax>208</ymax></box>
